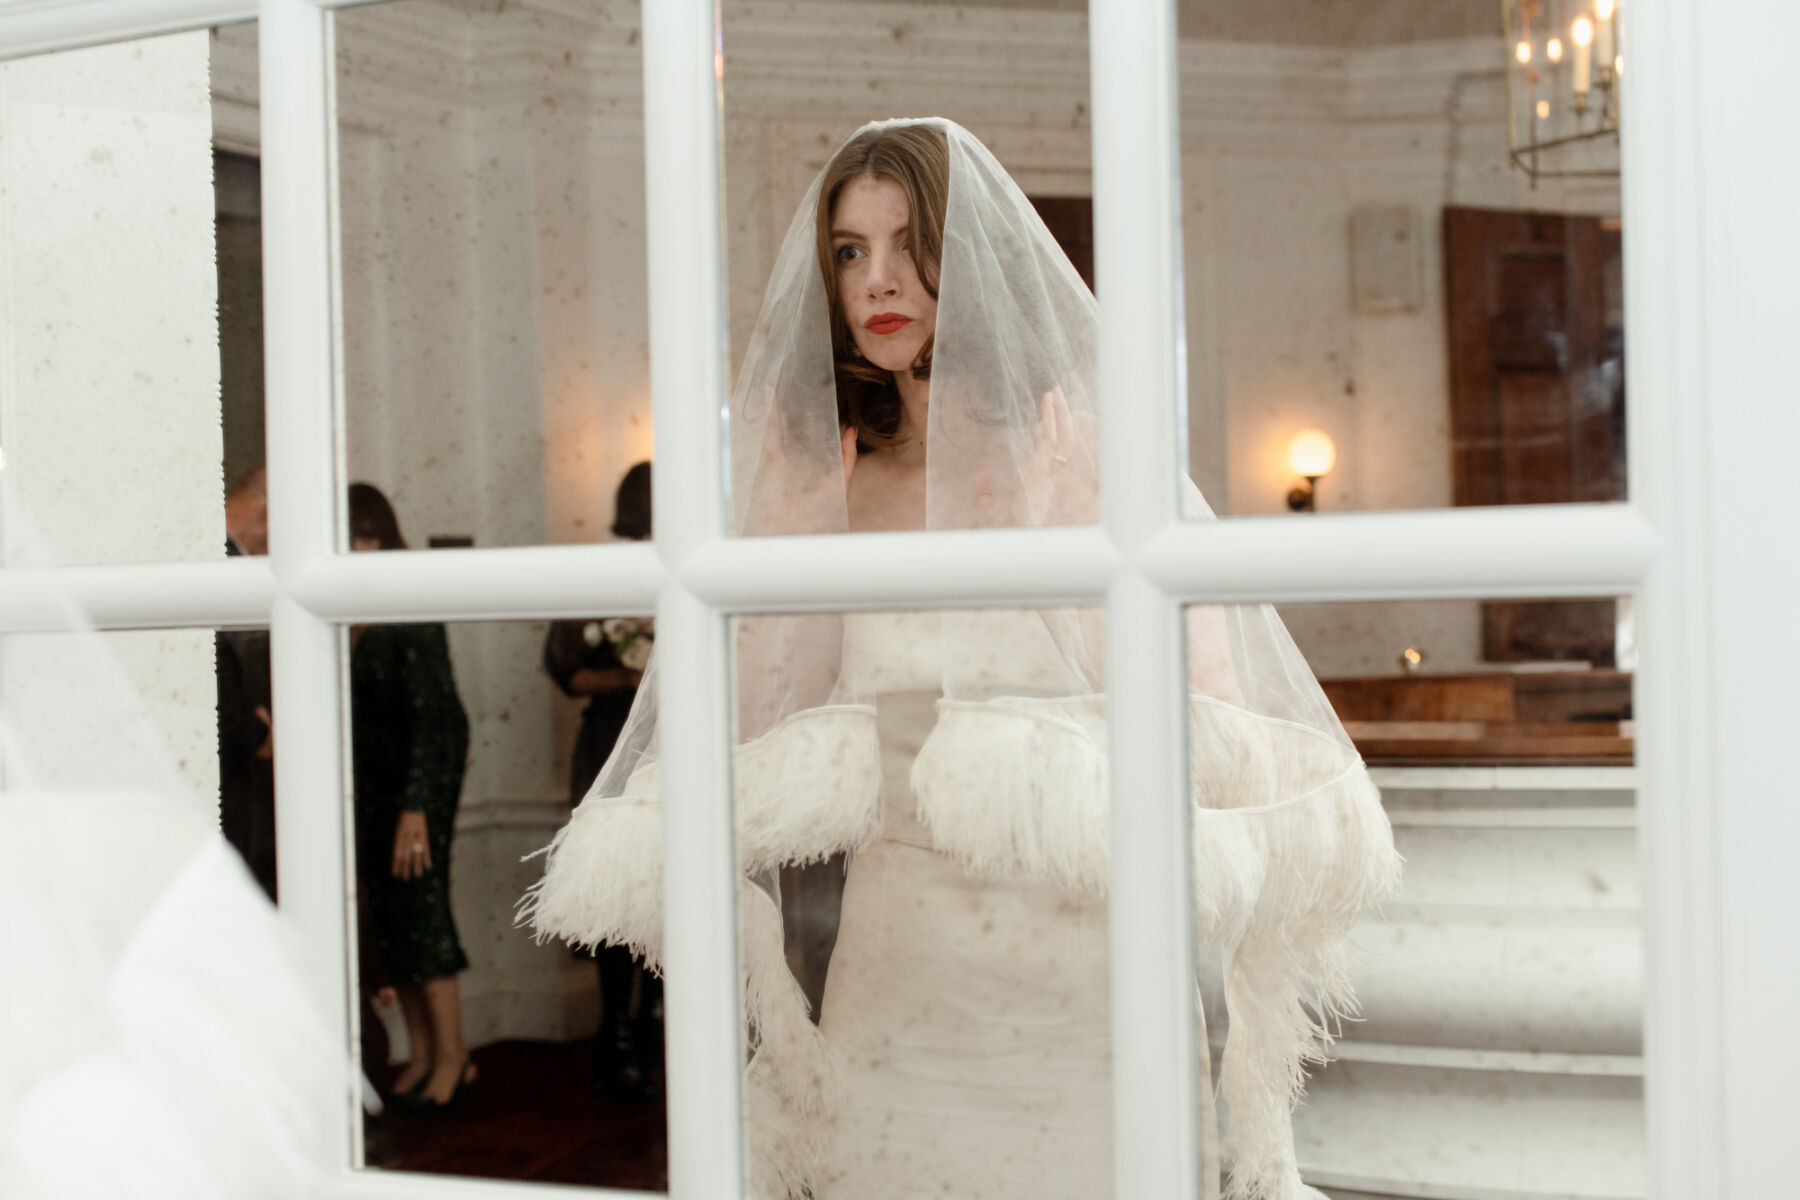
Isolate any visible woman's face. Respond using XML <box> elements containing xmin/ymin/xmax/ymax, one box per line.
<box><xmin>830</xmin><ymin>174</ymin><xmax>938</xmax><ymax>376</ymax></box>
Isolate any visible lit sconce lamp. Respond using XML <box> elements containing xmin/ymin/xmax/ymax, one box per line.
<box><xmin>1285</xmin><ymin>429</ymin><xmax>1336</xmax><ymax>512</ymax></box>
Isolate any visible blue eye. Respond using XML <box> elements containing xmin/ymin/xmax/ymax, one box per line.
<box><xmin>835</xmin><ymin>244</ymin><xmax>863</xmax><ymax>266</ymax></box>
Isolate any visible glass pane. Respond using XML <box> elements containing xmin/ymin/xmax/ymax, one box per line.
<box><xmin>1187</xmin><ymin>594</ymin><xmax>1641</xmax><ymax>1198</ymax></box>
<box><xmin>333</xmin><ymin>0</ymin><xmax>651</xmax><ymax>554</ymax></box>
<box><xmin>0</xmin><ymin>23</ymin><xmax>265</xmax><ymax>566</ymax></box>
<box><xmin>734</xmin><ymin>605</ymin><xmax>1114</xmax><ymax>1198</ymax></box>
<box><xmin>0</xmin><ymin>623</ymin><xmax>364</xmax><ymax>1198</ymax></box>
<box><xmin>348</xmin><ymin>613</ymin><xmax>663</xmax><ymax>1189</ymax></box>
<box><xmin>1177</xmin><ymin>2</ymin><xmax>1626</xmax><ymax>517</ymax></box>
<box><xmin>2</xmin><ymin>626</ymin><xmax>228</xmax><ymax>801</ymax></box>
<box><xmin>720</xmin><ymin>2</ymin><xmax>1099</xmax><ymax>538</ymax></box>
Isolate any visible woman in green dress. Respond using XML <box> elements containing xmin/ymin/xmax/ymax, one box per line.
<box><xmin>349</xmin><ymin>483</ymin><xmax>474</xmax><ymax>1109</ymax></box>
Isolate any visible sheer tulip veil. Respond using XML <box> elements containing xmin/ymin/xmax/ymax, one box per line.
<box><xmin>522</xmin><ymin>117</ymin><xmax>1400</xmax><ymax>1200</ymax></box>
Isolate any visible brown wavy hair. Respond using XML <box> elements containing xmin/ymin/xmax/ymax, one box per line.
<box><xmin>814</xmin><ymin>123</ymin><xmax>949</xmax><ymax>450</ymax></box>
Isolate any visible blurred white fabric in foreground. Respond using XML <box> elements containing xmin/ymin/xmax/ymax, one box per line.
<box><xmin>0</xmin><ymin>791</ymin><xmax>341</xmax><ymax>1200</ymax></box>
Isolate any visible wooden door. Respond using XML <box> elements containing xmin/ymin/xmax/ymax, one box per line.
<box><xmin>1444</xmin><ymin>207</ymin><xmax>1626</xmax><ymax>663</ymax></box>
<box><xmin>1030</xmin><ymin>196</ymin><xmax>1095</xmax><ymax>293</ymax></box>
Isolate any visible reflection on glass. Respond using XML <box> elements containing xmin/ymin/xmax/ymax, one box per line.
<box><xmin>347</xmin><ymin>473</ymin><xmax>664</xmax><ymax>1186</ymax></box>
<box><xmin>0</xmin><ymin>25</ymin><xmax>263</xmax><ymax>567</ymax></box>
<box><xmin>728</xmin><ymin>606</ymin><xmax>1113</xmax><ymax>1198</ymax></box>
<box><xmin>332</xmin><ymin>0</ymin><xmax>650</xmax><ymax>554</ymax></box>
<box><xmin>217</xmin><ymin>621</ymin><xmax>276</xmax><ymax>900</ymax></box>
<box><xmin>1207</xmin><ymin>594</ymin><xmax>1644</xmax><ymax>1198</ymax></box>
<box><xmin>720</xmin><ymin>6</ymin><xmax>1098</xmax><ymax>543</ymax></box>
<box><xmin>348</xmin><ymin>488</ymin><xmax>475</xmax><ymax>1127</ymax></box>
<box><xmin>351</xmin><ymin>612</ymin><xmax>666</xmax><ymax>1187</ymax></box>
<box><xmin>724</xmin><ymin>120</ymin><xmax>1101</xmax><ymax>552</ymax></box>
<box><xmin>1173</xmin><ymin>5</ymin><xmax>1623</xmax><ymax>516</ymax></box>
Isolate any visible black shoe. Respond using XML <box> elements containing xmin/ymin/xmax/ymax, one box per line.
<box><xmin>397</xmin><ymin>1058</ymin><xmax>476</xmax><ymax>1114</ymax></box>
<box><xmin>389</xmin><ymin>1067</ymin><xmax>431</xmax><ymax>1104</ymax></box>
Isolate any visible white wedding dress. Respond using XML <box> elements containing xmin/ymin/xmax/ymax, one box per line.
<box><xmin>813</xmin><ymin>611</ymin><xmax>1115</xmax><ymax>1199</ymax></box>
<box><xmin>525</xmin><ymin>118</ymin><xmax>1398</xmax><ymax>1200</ymax></box>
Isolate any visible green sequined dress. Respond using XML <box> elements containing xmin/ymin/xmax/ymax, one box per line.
<box><xmin>351</xmin><ymin>623</ymin><xmax>471</xmax><ymax>983</ymax></box>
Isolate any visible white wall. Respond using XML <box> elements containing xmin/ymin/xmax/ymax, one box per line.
<box><xmin>0</xmin><ymin>31</ymin><xmax>223</xmax><ymax>808</ymax></box>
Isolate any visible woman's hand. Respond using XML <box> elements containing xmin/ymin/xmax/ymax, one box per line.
<box><xmin>391</xmin><ymin>810</ymin><xmax>432</xmax><ymax>880</ymax></box>
<box><xmin>1025</xmin><ymin>385</ymin><xmax>1075</xmax><ymax>520</ymax></box>
<box><xmin>973</xmin><ymin>386</ymin><xmax>1077</xmax><ymax>525</ymax></box>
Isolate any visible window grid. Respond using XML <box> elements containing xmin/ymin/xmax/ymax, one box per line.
<box><xmin>0</xmin><ymin>1</ymin><xmax>1712</xmax><ymax>1198</ymax></box>
<box><xmin>0</xmin><ymin>503</ymin><xmax>1656</xmax><ymax>636</ymax></box>
<box><xmin>1089</xmin><ymin>2</ymin><xmax>1199</xmax><ymax>1194</ymax></box>
<box><xmin>639</xmin><ymin>2</ymin><xmax>743</xmax><ymax>1194</ymax></box>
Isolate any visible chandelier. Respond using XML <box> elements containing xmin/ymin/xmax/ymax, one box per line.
<box><xmin>1501</xmin><ymin>0</ymin><xmax>1622</xmax><ymax>183</ymax></box>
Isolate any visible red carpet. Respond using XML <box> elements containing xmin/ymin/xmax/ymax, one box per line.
<box><xmin>364</xmin><ymin>1039</ymin><xmax>667</xmax><ymax>1189</ymax></box>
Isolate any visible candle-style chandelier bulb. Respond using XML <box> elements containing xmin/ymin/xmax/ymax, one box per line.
<box><xmin>1502</xmin><ymin>0</ymin><xmax>1620</xmax><ymax>182</ymax></box>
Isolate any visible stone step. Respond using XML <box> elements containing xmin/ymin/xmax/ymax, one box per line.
<box><xmin>1295</xmin><ymin>1058</ymin><xmax>1646</xmax><ymax>1200</ymax></box>
<box><xmin>1283</xmin><ymin>765</ymin><xmax>1646</xmax><ymax>1200</ymax></box>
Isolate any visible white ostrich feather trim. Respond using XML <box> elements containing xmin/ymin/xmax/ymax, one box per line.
<box><xmin>519</xmin><ymin>705</ymin><xmax>880</xmax><ymax>954</ymax></box>
<box><xmin>732</xmin><ymin>705</ymin><xmax>882</xmax><ymax>873</ymax></box>
<box><xmin>911</xmin><ymin>697</ymin><xmax>1111</xmax><ymax>892</ymax></box>
<box><xmin>518</xmin><ymin>706</ymin><xmax>876</xmax><ymax>1199</ymax></box>
<box><xmin>517</xmin><ymin>796</ymin><xmax>666</xmax><ymax>967</ymax></box>
<box><xmin>741</xmin><ymin>881</ymin><xmax>840</xmax><ymax>1200</ymax></box>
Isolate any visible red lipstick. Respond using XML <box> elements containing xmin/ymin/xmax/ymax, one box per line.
<box><xmin>864</xmin><ymin>312</ymin><xmax>912</xmax><ymax>335</ymax></box>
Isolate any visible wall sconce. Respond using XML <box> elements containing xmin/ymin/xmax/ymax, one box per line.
<box><xmin>1286</xmin><ymin>429</ymin><xmax>1336</xmax><ymax>512</ymax></box>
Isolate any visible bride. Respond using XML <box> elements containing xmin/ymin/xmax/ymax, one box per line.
<box><xmin>525</xmin><ymin>118</ymin><xmax>1399</xmax><ymax>1200</ymax></box>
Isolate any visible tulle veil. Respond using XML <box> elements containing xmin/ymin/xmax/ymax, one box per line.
<box><xmin>523</xmin><ymin>117</ymin><xmax>1400</xmax><ymax>1200</ymax></box>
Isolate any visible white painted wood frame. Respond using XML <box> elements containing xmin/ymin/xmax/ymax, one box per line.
<box><xmin>3</xmin><ymin>0</ymin><xmax>1797</xmax><ymax>1197</ymax></box>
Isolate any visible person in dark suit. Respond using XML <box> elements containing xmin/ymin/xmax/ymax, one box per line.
<box><xmin>217</xmin><ymin>466</ymin><xmax>276</xmax><ymax>899</ymax></box>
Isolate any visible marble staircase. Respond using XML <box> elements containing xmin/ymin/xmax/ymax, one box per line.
<box><xmin>1295</xmin><ymin>765</ymin><xmax>1645</xmax><ymax>1200</ymax></box>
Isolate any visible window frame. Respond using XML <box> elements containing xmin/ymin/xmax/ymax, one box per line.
<box><xmin>0</xmin><ymin>0</ymin><xmax>1743</xmax><ymax>1196</ymax></box>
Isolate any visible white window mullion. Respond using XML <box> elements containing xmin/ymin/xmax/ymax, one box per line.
<box><xmin>1628</xmin><ymin>2</ymin><xmax>1800</xmax><ymax>1196</ymax></box>
<box><xmin>1138</xmin><ymin>502</ymin><xmax>1657</xmax><ymax>604</ymax></box>
<box><xmin>289</xmin><ymin>542</ymin><xmax>666</xmax><ymax>623</ymax></box>
<box><xmin>1618</xmin><ymin>5</ymin><xmax>1720</xmax><ymax>1191</ymax></box>
<box><xmin>328</xmin><ymin>1171</ymin><xmax>641</xmax><ymax>1200</ymax></box>
<box><xmin>641</xmin><ymin>2</ymin><xmax>742</xmax><ymax>1198</ymax></box>
<box><xmin>1092</xmin><ymin>2</ymin><xmax>1201</xmax><ymax>1198</ymax></box>
<box><xmin>0</xmin><ymin>0</ymin><xmax>255</xmax><ymax>63</ymax></box>
<box><xmin>260</xmin><ymin>0</ymin><xmax>356</xmax><ymax>1180</ymax></box>
<box><xmin>678</xmin><ymin>526</ymin><xmax>1121</xmax><ymax>612</ymax></box>
<box><xmin>0</xmin><ymin>558</ymin><xmax>274</xmax><ymax>633</ymax></box>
